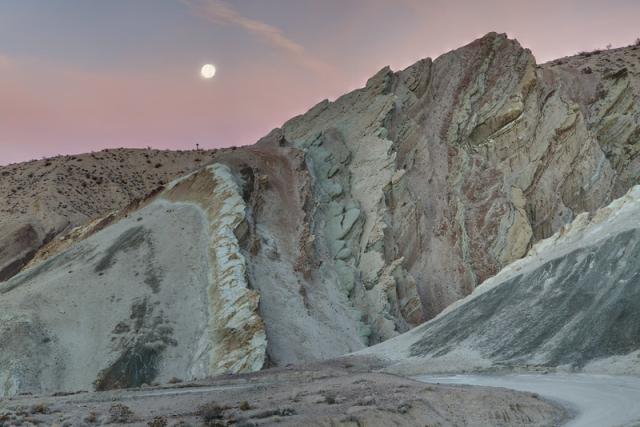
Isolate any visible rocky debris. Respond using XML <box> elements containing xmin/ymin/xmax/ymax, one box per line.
<box><xmin>362</xmin><ymin>185</ymin><xmax>640</xmax><ymax>375</ymax></box>
<box><xmin>0</xmin><ymin>358</ymin><xmax>567</xmax><ymax>427</ymax></box>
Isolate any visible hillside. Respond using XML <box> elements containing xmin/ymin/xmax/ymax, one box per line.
<box><xmin>361</xmin><ymin>185</ymin><xmax>640</xmax><ymax>375</ymax></box>
<box><xmin>0</xmin><ymin>148</ymin><xmax>219</xmax><ymax>281</ymax></box>
<box><xmin>1</xmin><ymin>32</ymin><xmax>640</xmax><ymax>398</ymax></box>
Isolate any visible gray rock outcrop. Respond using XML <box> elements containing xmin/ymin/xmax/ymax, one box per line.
<box><xmin>1</xmin><ymin>33</ymin><xmax>640</xmax><ymax>394</ymax></box>
<box><xmin>362</xmin><ymin>185</ymin><xmax>640</xmax><ymax>375</ymax></box>
<box><xmin>0</xmin><ymin>165</ymin><xmax>267</xmax><ymax>396</ymax></box>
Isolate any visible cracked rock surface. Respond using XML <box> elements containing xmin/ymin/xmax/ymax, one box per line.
<box><xmin>362</xmin><ymin>185</ymin><xmax>640</xmax><ymax>375</ymax></box>
<box><xmin>1</xmin><ymin>33</ymin><xmax>640</xmax><ymax>395</ymax></box>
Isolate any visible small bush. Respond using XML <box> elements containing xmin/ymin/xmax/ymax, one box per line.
<box><xmin>578</xmin><ymin>49</ymin><xmax>603</xmax><ymax>57</ymax></box>
<box><xmin>239</xmin><ymin>400</ymin><xmax>251</xmax><ymax>411</ymax></box>
<box><xmin>197</xmin><ymin>402</ymin><xmax>225</xmax><ymax>424</ymax></box>
<box><xmin>324</xmin><ymin>392</ymin><xmax>337</xmax><ymax>404</ymax></box>
<box><xmin>84</xmin><ymin>411</ymin><xmax>98</xmax><ymax>424</ymax></box>
<box><xmin>108</xmin><ymin>403</ymin><xmax>135</xmax><ymax>423</ymax></box>
<box><xmin>147</xmin><ymin>416</ymin><xmax>168</xmax><ymax>427</ymax></box>
<box><xmin>30</xmin><ymin>403</ymin><xmax>49</xmax><ymax>414</ymax></box>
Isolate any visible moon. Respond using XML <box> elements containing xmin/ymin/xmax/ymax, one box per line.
<box><xmin>201</xmin><ymin>64</ymin><xmax>216</xmax><ymax>79</ymax></box>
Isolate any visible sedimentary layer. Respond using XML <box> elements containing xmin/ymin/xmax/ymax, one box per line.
<box><xmin>361</xmin><ymin>185</ymin><xmax>640</xmax><ymax>375</ymax></box>
<box><xmin>2</xmin><ymin>33</ymin><xmax>640</xmax><ymax>379</ymax></box>
<box><xmin>0</xmin><ymin>165</ymin><xmax>266</xmax><ymax>396</ymax></box>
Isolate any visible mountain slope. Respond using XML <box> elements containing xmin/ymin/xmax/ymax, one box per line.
<box><xmin>3</xmin><ymin>34</ymin><xmax>639</xmax><ymax>327</ymax></box>
<box><xmin>361</xmin><ymin>185</ymin><xmax>640</xmax><ymax>375</ymax></box>
<box><xmin>0</xmin><ymin>148</ymin><xmax>218</xmax><ymax>282</ymax></box>
<box><xmin>0</xmin><ymin>164</ymin><xmax>268</xmax><ymax>396</ymax></box>
<box><xmin>1</xmin><ymin>33</ymin><xmax>640</xmax><ymax>395</ymax></box>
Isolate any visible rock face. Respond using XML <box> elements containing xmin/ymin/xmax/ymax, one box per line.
<box><xmin>362</xmin><ymin>185</ymin><xmax>640</xmax><ymax>375</ymax></box>
<box><xmin>0</xmin><ymin>165</ymin><xmax>266</xmax><ymax>396</ymax></box>
<box><xmin>1</xmin><ymin>33</ymin><xmax>640</xmax><ymax>392</ymax></box>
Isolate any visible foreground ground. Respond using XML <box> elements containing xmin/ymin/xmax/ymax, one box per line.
<box><xmin>420</xmin><ymin>374</ymin><xmax>640</xmax><ymax>427</ymax></box>
<box><xmin>0</xmin><ymin>358</ymin><xmax>566</xmax><ymax>426</ymax></box>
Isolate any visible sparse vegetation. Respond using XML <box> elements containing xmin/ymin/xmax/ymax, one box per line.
<box><xmin>29</xmin><ymin>403</ymin><xmax>49</xmax><ymax>414</ymax></box>
<box><xmin>578</xmin><ymin>49</ymin><xmax>603</xmax><ymax>57</ymax></box>
<box><xmin>324</xmin><ymin>391</ymin><xmax>337</xmax><ymax>404</ymax></box>
<box><xmin>197</xmin><ymin>402</ymin><xmax>226</xmax><ymax>424</ymax></box>
<box><xmin>147</xmin><ymin>416</ymin><xmax>168</xmax><ymax>427</ymax></box>
<box><xmin>239</xmin><ymin>400</ymin><xmax>251</xmax><ymax>411</ymax></box>
<box><xmin>83</xmin><ymin>410</ymin><xmax>98</xmax><ymax>424</ymax></box>
<box><xmin>108</xmin><ymin>403</ymin><xmax>135</xmax><ymax>423</ymax></box>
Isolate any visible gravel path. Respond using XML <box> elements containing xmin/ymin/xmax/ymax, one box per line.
<box><xmin>417</xmin><ymin>373</ymin><xmax>640</xmax><ymax>427</ymax></box>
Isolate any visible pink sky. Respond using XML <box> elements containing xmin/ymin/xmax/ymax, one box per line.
<box><xmin>1</xmin><ymin>0</ymin><xmax>639</xmax><ymax>165</ymax></box>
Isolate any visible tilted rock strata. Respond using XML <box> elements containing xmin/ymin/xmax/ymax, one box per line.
<box><xmin>0</xmin><ymin>164</ymin><xmax>266</xmax><ymax>397</ymax></box>
<box><xmin>273</xmin><ymin>32</ymin><xmax>639</xmax><ymax>326</ymax></box>
<box><xmin>360</xmin><ymin>185</ymin><xmax>640</xmax><ymax>375</ymax></box>
<box><xmin>163</xmin><ymin>164</ymin><xmax>267</xmax><ymax>375</ymax></box>
<box><xmin>1</xmin><ymin>33</ymin><xmax>640</xmax><ymax>371</ymax></box>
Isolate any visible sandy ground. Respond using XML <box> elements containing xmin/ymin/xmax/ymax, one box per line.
<box><xmin>0</xmin><ymin>358</ymin><xmax>567</xmax><ymax>426</ymax></box>
<box><xmin>418</xmin><ymin>374</ymin><xmax>640</xmax><ymax>427</ymax></box>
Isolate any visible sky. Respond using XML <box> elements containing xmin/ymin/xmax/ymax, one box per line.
<box><xmin>1</xmin><ymin>0</ymin><xmax>639</xmax><ymax>165</ymax></box>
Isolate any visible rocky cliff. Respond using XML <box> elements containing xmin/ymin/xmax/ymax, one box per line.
<box><xmin>362</xmin><ymin>185</ymin><xmax>640</xmax><ymax>375</ymax></box>
<box><xmin>1</xmin><ymin>33</ymin><xmax>640</xmax><ymax>394</ymax></box>
<box><xmin>0</xmin><ymin>164</ymin><xmax>268</xmax><ymax>396</ymax></box>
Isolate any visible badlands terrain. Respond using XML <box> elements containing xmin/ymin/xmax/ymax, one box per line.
<box><xmin>1</xmin><ymin>33</ymin><xmax>640</xmax><ymax>425</ymax></box>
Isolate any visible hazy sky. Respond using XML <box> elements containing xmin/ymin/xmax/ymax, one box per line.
<box><xmin>2</xmin><ymin>0</ymin><xmax>639</xmax><ymax>165</ymax></box>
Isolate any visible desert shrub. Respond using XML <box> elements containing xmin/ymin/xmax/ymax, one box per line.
<box><xmin>578</xmin><ymin>49</ymin><xmax>603</xmax><ymax>57</ymax></box>
<box><xmin>147</xmin><ymin>416</ymin><xmax>168</xmax><ymax>427</ymax></box>
<box><xmin>108</xmin><ymin>403</ymin><xmax>135</xmax><ymax>423</ymax></box>
<box><xmin>197</xmin><ymin>402</ymin><xmax>225</xmax><ymax>424</ymax></box>
<box><xmin>30</xmin><ymin>403</ymin><xmax>49</xmax><ymax>414</ymax></box>
<box><xmin>239</xmin><ymin>401</ymin><xmax>251</xmax><ymax>411</ymax></box>
<box><xmin>84</xmin><ymin>411</ymin><xmax>98</xmax><ymax>424</ymax></box>
<box><xmin>324</xmin><ymin>392</ymin><xmax>337</xmax><ymax>404</ymax></box>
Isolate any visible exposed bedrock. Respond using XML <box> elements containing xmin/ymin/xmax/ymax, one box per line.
<box><xmin>362</xmin><ymin>186</ymin><xmax>640</xmax><ymax>375</ymax></box>
<box><xmin>1</xmin><ymin>33</ymin><xmax>640</xmax><ymax>380</ymax></box>
<box><xmin>0</xmin><ymin>165</ymin><xmax>267</xmax><ymax>396</ymax></box>
<box><xmin>272</xmin><ymin>32</ymin><xmax>640</xmax><ymax>323</ymax></box>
